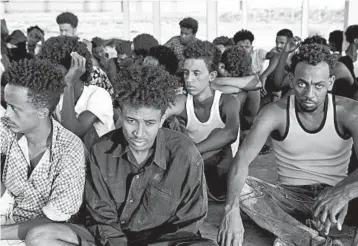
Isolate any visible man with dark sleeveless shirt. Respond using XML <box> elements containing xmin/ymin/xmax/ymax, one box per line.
<box><xmin>218</xmin><ymin>44</ymin><xmax>358</xmax><ymax>246</ymax></box>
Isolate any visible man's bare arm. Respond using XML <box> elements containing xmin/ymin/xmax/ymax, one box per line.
<box><xmin>218</xmin><ymin>103</ymin><xmax>283</xmax><ymax>246</ymax></box>
<box><xmin>164</xmin><ymin>94</ymin><xmax>186</xmax><ymax>120</ymax></box>
<box><xmin>195</xmin><ymin>95</ymin><xmax>241</xmax><ymax>154</ymax></box>
<box><xmin>1</xmin><ymin>218</ymin><xmax>51</xmax><ymax>240</ymax></box>
<box><xmin>212</xmin><ymin>75</ymin><xmax>261</xmax><ymax>91</ymax></box>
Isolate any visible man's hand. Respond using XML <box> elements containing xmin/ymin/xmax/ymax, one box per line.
<box><xmin>260</xmin><ymin>77</ymin><xmax>268</xmax><ymax>97</ymax></box>
<box><xmin>65</xmin><ymin>52</ymin><xmax>86</xmax><ymax>86</ymax></box>
<box><xmin>217</xmin><ymin>207</ymin><xmax>244</xmax><ymax>246</ymax></box>
<box><xmin>313</xmin><ymin>186</ymin><xmax>350</xmax><ymax>235</ymax></box>
<box><xmin>283</xmin><ymin>36</ymin><xmax>301</xmax><ymax>53</ymax></box>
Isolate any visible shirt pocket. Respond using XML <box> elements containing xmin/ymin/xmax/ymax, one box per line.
<box><xmin>142</xmin><ymin>185</ymin><xmax>177</xmax><ymax>216</ymax></box>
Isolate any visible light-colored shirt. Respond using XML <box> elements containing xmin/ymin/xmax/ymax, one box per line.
<box><xmin>1</xmin><ymin>118</ymin><xmax>86</xmax><ymax>222</ymax></box>
<box><xmin>55</xmin><ymin>85</ymin><xmax>115</xmax><ymax>138</ymax></box>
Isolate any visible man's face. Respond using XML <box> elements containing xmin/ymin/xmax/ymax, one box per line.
<box><xmin>3</xmin><ymin>84</ymin><xmax>42</xmax><ymax>134</ymax></box>
<box><xmin>276</xmin><ymin>36</ymin><xmax>288</xmax><ymax>52</ymax></box>
<box><xmin>120</xmin><ymin>104</ymin><xmax>164</xmax><ymax>153</ymax></box>
<box><xmin>183</xmin><ymin>58</ymin><xmax>215</xmax><ymax>96</ymax></box>
<box><xmin>180</xmin><ymin>27</ymin><xmax>195</xmax><ymax>45</ymax></box>
<box><xmin>291</xmin><ymin>61</ymin><xmax>334</xmax><ymax>112</ymax></box>
<box><xmin>236</xmin><ymin>39</ymin><xmax>252</xmax><ymax>54</ymax></box>
<box><xmin>59</xmin><ymin>23</ymin><xmax>76</xmax><ymax>37</ymax></box>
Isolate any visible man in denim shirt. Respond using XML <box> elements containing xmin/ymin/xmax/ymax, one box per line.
<box><xmin>26</xmin><ymin>65</ymin><xmax>216</xmax><ymax>246</ymax></box>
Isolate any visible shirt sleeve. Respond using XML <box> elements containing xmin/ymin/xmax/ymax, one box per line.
<box><xmin>86</xmin><ymin>88</ymin><xmax>114</xmax><ymax>131</ymax></box>
<box><xmin>85</xmin><ymin>147</ymin><xmax>125</xmax><ymax>246</ymax></box>
<box><xmin>0</xmin><ymin>118</ymin><xmax>14</xmax><ymax>154</ymax></box>
<box><xmin>42</xmin><ymin>138</ymin><xmax>86</xmax><ymax>221</ymax></box>
<box><xmin>168</xmin><ymin>152</ymin><xmax>208</xmax><ymax>233</ymax></box>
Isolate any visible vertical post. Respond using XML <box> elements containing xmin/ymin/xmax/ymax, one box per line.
<box><xmin>206</xmin><ymin>0</ymin><xmax>218</xmax><ymax>41</ymax></box>
<box><xmin>99</xmin><ymin>0</ymin><xmax>105</xmax><ymax>12</ymax></box>
<box><xmin>123</xmin><ymin>1</ymin><xmax>130</xmax><ymax>40</ymax></box>
<box><xmin>84</xmin><ymin>0</ymin><xmax>90</xmax><ymax>12</ymax></box>
<box><xmin>3</xmin><ymin>0</ymin><xmax>9</xmax><ymax>13</ymax></box>
<box><xmin>136</xmin><ymin>1</ymin><xmax>143</xmax><ymax>17</ymax></box>
<box><xmin>241</xmin><ymin>0</ymin><xmax>248</xmax><ymax>29</ymax></box>
<box><xmin>300</xmin><ymin>0</ymin><xmax>309</xmax><ymax>38</ymax></box>
<box><xmin>343</xmin><ymin>0</ymin><xmax>358</xmax><ymax>51</ymax></box>
<box><xmin>153</xmin><ymin>1</ymin><xmax>161</xmax><ymax>43</ymax></box>
<box><xmin>0</xmin><ymin>1</ymin><xmax>5</xmax><ymax>16</ymax></box>
<box><xmin>291</xmin><ymin>7</ymin><xmax>295</xmax><ymax>22</ymax></box>
<box><xmin>44</xmin><ymin>0</ymin><xmax>50</xmax><ymax>12</ymax></box>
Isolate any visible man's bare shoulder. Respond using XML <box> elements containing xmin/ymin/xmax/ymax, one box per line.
<box><xmin>335</xmin><ymin>95</ymin><xmax>358</xmax><ymax>120</ymax></box>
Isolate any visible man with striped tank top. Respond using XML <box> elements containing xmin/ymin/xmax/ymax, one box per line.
<box><xmin>218</xmin><ymin>43</ymin><xmax>358</xmax><ymax>246</ymax></box>
<box><xmin>166</xmin><ymin>40</ymin><xmax>242</xmax><ymax>201</ymax></box>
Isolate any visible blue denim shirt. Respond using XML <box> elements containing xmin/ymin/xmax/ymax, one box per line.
<box><xmin>84</xmin><ymin>128</ymin><xmax>208</xmax><ymax>246</ymax></box>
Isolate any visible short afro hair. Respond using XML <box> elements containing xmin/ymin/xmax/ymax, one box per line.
<box><xmin>277</xmin><ymin>29</ymin><xmax>293</xmax><ymax>38</ymax></box>
<box><xmin>345</xmin><ymin>25</ymin><xmax>358</xmax><ymax>43</ymax></box>
<box><xmin>132</xmin><ymin>33</ymin><xmax>159</xmax><ymax>57</ymax></box>
<box><xmin>112</xmin><ymin>65</ymin><xmax>179</xmax><ymax>113</ymax></box>
<box><xmin>116</xmin><ymin>40</ymin><xmax>133</xmax><ymax>57</ymax></box>
<box><xmin>179</xmin><ymin>17</ymin><xmax>198</xmax><ymax>34</ymax></box>
<box><xmin>183</xmin><ymin>40</ymin><xmax>221</xmax><ymax>72</ymax></box>
<box><xmin>213</xmin><ymin>36</ymin><xmax>235</xmax><ymax>47</ymax></box>
<box><xmin>147</xmin><ymin>45</ymin><xmax>178</xmax><ymax>74</ymax></box>
<box><xmin>2</xmin><ymin>59</ymin><xmax>65</xmax><ymax>114</ymax></box>
<box><xmin>329</xmin><ymin>30</ymin><xmax>343</xmax><ymax>52</ymax></box>
<box><xmin>91</xmin><ymin>37</ymin><xmax>104</xmax><ymax>49</ymax></box>
<box><xmin>221</xmin><ymin>46</ymin><xmax>252</xmax><ymax>77</ymax></box>
<box><xmin>290</xmin><ymin>44</ymin><xmax>337</xmax><ymax>77</ymax></box>
<box><xmin>233</xmin><ymin>29</ymin><xmax>255</xmax><ymax>44</ymax></box>
<box><xmin>38</xmin><ymin>36</ymin><xmax>93</xmax><ymax>84</ymax></box>
<box><xmin>27</xmin><ymin>25</ymin><xmax>44</xmax><ymax>35</ymax></box>
<box><xmin>302</xmin><ymin>35</ymin><xmax>327</xmax><ymax>46</ymax></box>
<box><xmin>56</xmin><ymin>12</ymin><xmax>79</xmax><ymax>28</ymax></box>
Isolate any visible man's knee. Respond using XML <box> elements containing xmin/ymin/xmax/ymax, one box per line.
<box><xmin>26</xmin><ymin>223</ymin><xmax>78</xmax><ymax>246</ymax></box>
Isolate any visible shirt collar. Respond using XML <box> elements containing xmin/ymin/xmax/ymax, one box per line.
<box><xmin>111</xmin><ymin>128</ymin><xmax>167</xmax><ymax>170</ymax></box>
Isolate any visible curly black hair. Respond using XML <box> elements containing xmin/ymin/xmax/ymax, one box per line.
<box><xmin>2</xmin><ymin>59</ymin><xmax>65</xmax><ymax>113</ymax></box>
<box><xmin>116</xmin><ymin>40</ymin><xmax>133</xmax><ymax>57</ymax></box>
<box><xmin>277</xmin><ymin>29</ymin><xmax>293</xmax><ymax>38</ymax></box>
<box><xmin>345</xmin><ymin>25</ymin><xmax>358</xmax><ymax>43</ymax></box>
<box><xmin>302</xmin><ymin>35</ymin><xmax>327</xmax><ymax>46</ymax></box>
<box><xmin>213</xmin><ymin>36</ymin><xmax>234</xmax><ymax>46</ymax></box>
<box><xmin>132</xmin><ymin>33</ymin><xmax>159</xmax><ymax>57</ymax></box>
<box><xmin>290</xmin><ymin>44</ymin><xmax>337</xmax><ymax>77</ymax></box>
<box><xmin>91</xmin><ymin>37</ymin><xmax>104</xmax><ymax>49</ymax></box>
<box><xmin>27</xmin><ymin>25</ymin><xmax>44</xmax><ymax>35</ymax></box>
<box><xmin>183</xmin><ymin>40</ymin><xmax>221</xmax><ymax>72</ymax></box>
<box><xmin>38</xmin><ymin>36</ymin><xmax>93</xmax><ymax>84</ymax></box>
<box><xmin>112</xmin><ymin>65</ymin><xmax>179</xmax><ymax>113</ymax></box>
<box><xmin>221</xmin><ymin>46</ymin><xmax>252</xmax><ymax>77</ymax></box>
<box><xmin>56</xmin><ymin>12</ymin><xmax>79</xmax><ymax>28</ymax></box>
<box><xmin>179</xmin><ymin>17</ymin><xmax>198</xmax><ymax>34</ymax></box>
<box><xmin>147</xmin><ymin>45</ymin><xmax>178</xmax><ymax>75</ymax></box>
<box><xmin>233</xmin><ymin>29</ymin><xmax>255</xmax><ymax>44</ymax></box>
<box><xmin>329</xmin><ymin>30</ymin><xmax>343</xmax><ymax>52</ymax></box>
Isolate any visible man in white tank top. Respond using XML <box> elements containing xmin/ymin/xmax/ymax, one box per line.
<box><xmin>167</xmin><ymin>41</ymin><xmax>242</xmax><ymax>201</ymax></box>
<box><xmin>218</xmin><ymin>43</ymin><xmax>358</xmax><ymax>246</ymax></box>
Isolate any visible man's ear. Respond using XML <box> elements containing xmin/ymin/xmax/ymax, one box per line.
<box><xmin>288</xmin><ymin>72</ymin><xmax>295</xmax><ymax>88</ymax></box>
<box><xmin>38</xmin><ymin>108</ymin><xmax>49</xmax><ymax>119</ymax></box>
<box><xmin>354</xmin><ymin>38</ymin><xmax>358</xmax><ymax>45</ymax></box>
<box><xmin>328</xmin><ymin>75</ymin><xmax>336</xmax><ymax>91</ymax></box>
<box><xmin>209</xmin><ymin>70</ymin><xmax>218</xmax><ymax>82</ymax></box>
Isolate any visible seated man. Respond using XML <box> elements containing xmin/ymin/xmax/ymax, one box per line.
<box><xmin>0</xmin><ymin>59</ymin><xmax>86</xmax><ymax>244</ymax></box>
<box><xmin>166</xmin><ymin>41</ymin><xmax>241</xmax><ymax>201</ymax></box>
<box><xmin>107</xmin><ymin>40</ymin><xmax>134</xmax><ymax>83</ymax></box>
<box><xmin>218</xmin><ymin>44</ymin><xmax>358</xmax><ymax>246</ymax></box>
<box><xmin>26</xmin><ymin>25</ymin><xmax>45</xmax><ymax>55</ymax></box>
<box><xmin>56</xmin><ymin>11</ymin><xmax>78</xmax><ymax>37</ymax></box>
<box><xmin>38</xmin><ymin>36</ymin><xmax>115</xmax><ymax>149</ymax></box>
<box><xmin>25</xmin><ymin>65</ymin><xmax>216</xmax><ymax>246</ymax></box>
<box><xmin>165</xmin><ymin>17</ymin><xmax>199</xmax><ymax>72</ymax></box>
<box><xmin>132</xmin><ymin>33</ymin><xmax>159</xmax><ymax>65</ymax></box>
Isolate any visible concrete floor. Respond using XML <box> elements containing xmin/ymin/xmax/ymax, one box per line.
<box><xmin>200</xmin><ymin>151</ymin><xmax>356</xmax><ymax>246</ymax></box>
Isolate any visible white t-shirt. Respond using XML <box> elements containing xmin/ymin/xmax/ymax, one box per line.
<box><xmin>55</xmin><ymin>85</ymin><xmax>114</xmax><ymax>137</ymax></box>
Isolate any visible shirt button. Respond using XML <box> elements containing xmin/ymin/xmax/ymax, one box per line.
<box><xmin>121</xmin><ymin>220</ymin><xmax>126</xmax><ymax>224</ymax></box>
<box><xmin>135</xmin><ymin>175</ymin><xmax>140</xmax><ymax>179</ymax></box>
<box><xmin>129</xmin><ymin>199</ymin><xmax>133</xmax><ymax>203</ymax></box>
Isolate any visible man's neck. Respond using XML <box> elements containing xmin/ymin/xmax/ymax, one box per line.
<box><xmin>193</xmin><ymin>87</ymin><xmax>215</xmax><ymax>106</ymax></box>
<box><xmin>129</xmin><ymin>147</ymin><xmax>154</xmax><ymax>168</ymax></box>
<box><xmin>24</xmin><ymin>118</ymin><xmax>52</xmax><ymax>147</ymax></box>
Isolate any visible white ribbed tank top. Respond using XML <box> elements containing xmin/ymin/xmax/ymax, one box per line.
<box><xmin>186</xmin><ymin>90</ymin><xmax>240</xmax><ymax>156</ymax></box>
<box><xmin>272</xmin><ymin>94</ymin><xmax>353</xmax><ymax>186</ymax></box>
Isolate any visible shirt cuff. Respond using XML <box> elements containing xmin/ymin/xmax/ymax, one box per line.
<box><xmin>43</xmin><ymin>205</ymin><xmax>71</xmax><ymax>222</ymax></box>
